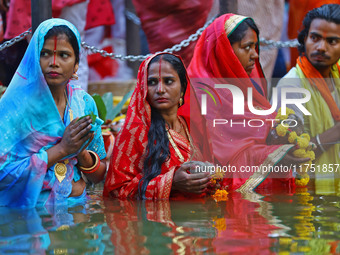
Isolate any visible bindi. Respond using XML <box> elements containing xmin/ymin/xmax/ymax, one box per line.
<box><xmin>158</xmin><ymin>57</ymin><xmax>162</xmax><ymax>92</ymax></box>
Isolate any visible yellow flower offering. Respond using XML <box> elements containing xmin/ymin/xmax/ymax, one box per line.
<box><xmin>296</xmin><ymin>136</ymin><xmax>309</xmax><ymax>149</ymax></box>
<box><xmin>276</xmin><ymin>107</ymin><xmax>295</xmax><ymax>120</ymax></box>
<box><xmin>295</xmin><ymin>173</ymin><xmax>310</xmax><ymax>187</ymax></box>
<box><xmin>212</xmin><ymin>189</ymin><xmax>228</xmax><ymax>202</ymax></box>
<box><xmin>288</xmin><ymin>131</ymin><xmax>298</xmax><ymax>143</ymax></box>
<box><xmin>293</xmin><ymin>148</ymin><xmax>307</xmax><ymax>158</ymax></box>
<box><xmin>274</xmin><ymin>108</ymin><xmax>316</xmax><ymax>187</ymax></box>
<box><xmin>212</xmin><ymin>217</ymin><xmax>227</xmax><ymax>231</ymax></box>
<box><xmin>276</xmin><ymin>124</ymin><xmax>289</xmax><ymax>137</ymax></box>
<box><xmin>306</xmin><ymin>150</ymin><xmax>315</xmax><ymax>161</ymax></box>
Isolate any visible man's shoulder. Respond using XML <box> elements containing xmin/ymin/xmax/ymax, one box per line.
<box><xmin>282</xmin><ymin>67</ymin><xmax>299</xmax><ymax>79</ymax></box>
<box><xmin>277</xmin><ymin>67</ymin><xmax>302</xmax><ymax>88</ymax></box>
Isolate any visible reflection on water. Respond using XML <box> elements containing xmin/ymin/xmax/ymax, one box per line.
<box><xmin>0</xmin><ymin>186</ymin><xmax>340</xmax><ymax>254</ymax></box>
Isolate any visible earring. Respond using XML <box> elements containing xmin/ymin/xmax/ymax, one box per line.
<box><xmin>71</xmin><ymin>73</ymin><xmax>79</xmax><ymax>80</ymax></box>
<box><xmin>179</xmin><ymin>97</ymin><xmax>183</xmax><ymax>107</ymax></box>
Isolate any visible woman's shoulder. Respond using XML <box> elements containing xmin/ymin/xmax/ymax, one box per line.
<box><xmin>70</xmin><ymin>85</ymin><xmax>96</xmax><ymax>105</ymax></box>
<box><xmin>70</xmin><ymin>84</ymin><xmax>91</xmax><ymax>98</ymax></box>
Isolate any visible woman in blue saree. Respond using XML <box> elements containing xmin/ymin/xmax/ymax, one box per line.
<box><xmin>0</xmin><ymin>18</ymin><xmax>106</xmax><ymax>207</ymax></box>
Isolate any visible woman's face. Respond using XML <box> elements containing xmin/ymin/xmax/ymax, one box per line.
<box><xmin>146</xmin><ymin>59</ymin><xmax>182</xmax><ymax>114</ymax></box>
<box><xmin>40</xmin><ymin>33</ymin><xmax>78</xmax><ymax>87</ymax></box>
<box><xmin>231</xmin><ymin>27</ymin><xmax>259</xmax><ymax>75</ymax></box>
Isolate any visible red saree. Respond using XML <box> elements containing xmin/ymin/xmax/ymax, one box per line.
<box><xmin>104</xmin><ymin>53</ymin><xmax>197</xmax><ymax>199</ymax></box>
<box><xmin>183</xmin><ymin>14</ymin><xmax>295</xmax><ymax>193</ymax></box>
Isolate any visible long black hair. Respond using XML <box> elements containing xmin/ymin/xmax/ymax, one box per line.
<box><xmin>228</xmin><ymin>18</ymin><xmax>259</xmax><ymax>45</ymax></box>
<box><xmin>44</xmin><ymin>25</ymin><xmax>80</xmax><ymax>64</ymax></box>
<box><xmin>138</xmin><ymin>54</ymin><xmax>188</xmax><ymax>199</ymax></box>
<box><xmin>298</xmin><ymin>4</ymin><xmax>340</xmax><ymax>54</ymax></box>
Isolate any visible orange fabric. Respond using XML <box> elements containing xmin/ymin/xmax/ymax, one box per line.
<box><xmin>287</xmin><ymin>0</ymin><xmax>340</xmax><ymax>68</ymax></box>
<box><xmin>103</xmin><ymin>53</ymin><xmax>195</xmax><ymax>199</ymax></box>
<box><xmin>297</xmin><ymin>56</ymin><xmax>340</xmax><ymax>121</ymax></box>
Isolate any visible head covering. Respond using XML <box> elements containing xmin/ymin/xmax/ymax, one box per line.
<box><xmin>104</xmin><ymin>53</ymin><xmax>204</xmax><ymax>199</ymax></box>
<box><xmin>187</xmin><ymin>13</ymin><xmax>268</xmax><ymax>103</ymax></box>
<box><xmin>0</xmin><ymin>18</ymin><xmax>89</xmax><ymax>207</ymax></box>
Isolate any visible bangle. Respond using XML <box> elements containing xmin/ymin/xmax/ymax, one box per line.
<box><xmin>79</xmin><ymin>150</ymin><xmax>100</xmax><ymax>174</ymax></box>
<box><xmin>316</xmin><ymin>134</ymin><xmax>326</xmax><ymax>153</ymax></box>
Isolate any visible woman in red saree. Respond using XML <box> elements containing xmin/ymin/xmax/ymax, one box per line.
<box><xmin>104</xmin><ymin>53</ymin><xmax>215</xmax><ymax>199</ymax></box>
<box><xmin>184</xmin><ymin>14</ymin><xmax>309</xmax><ymax>194</ymax></box>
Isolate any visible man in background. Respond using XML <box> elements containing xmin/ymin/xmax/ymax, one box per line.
<box><xmin>277</xmin><ymin>4</ymin><xmax>340</xmax><ymax>194</ymax></box>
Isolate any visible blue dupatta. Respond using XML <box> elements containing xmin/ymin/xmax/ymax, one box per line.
<box><xmin>0</xmin><ymin>19</ymin><xmax>106</xmax><ymax>207</ymax></box>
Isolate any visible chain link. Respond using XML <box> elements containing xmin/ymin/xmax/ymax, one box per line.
<box><xmin>0</xmin><ymin>21</ymin><xmax>300</xmax><ymax>59</ymax></box>
<box><xmin>0</xmin><ymin>29</ymin><xmax>32</xmax><ymax>51</ymax></box>
<box><xmin>260</xmin><ymin>38</ymin><xmax>299</xmax><ymax>49</ymax></box>
<box><xmin>82</xmin><ymin>15</ymin><xmax>218</xmax><ymax>61</ymax></box>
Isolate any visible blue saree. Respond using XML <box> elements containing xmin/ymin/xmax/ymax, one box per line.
<box><xmin>0</xmin><ymin>18</ymin><xmax>106</xmax><ymax>208</ymax></box>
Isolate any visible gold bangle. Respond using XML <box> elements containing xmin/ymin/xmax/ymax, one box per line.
<box><xmin>78</xmin><ymin>150</ymin><xmax>99</xmax><ymax>172</ymax></box>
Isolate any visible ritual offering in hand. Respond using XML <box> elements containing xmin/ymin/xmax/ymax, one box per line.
<box><xmin>267</xmin><ymin>108</ymin><xmax>316</xmax><ymax>187</ymax></box>
<box><xmin>78</xmin><ymin>111</ymin><xmax>97</xmax><ymax>123</ymax></box>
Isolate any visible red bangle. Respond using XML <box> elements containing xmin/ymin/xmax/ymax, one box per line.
<box><xmin>79</xmin><ymin>150</ymin><xmax>100</xmax><ymax>174</ymax></box>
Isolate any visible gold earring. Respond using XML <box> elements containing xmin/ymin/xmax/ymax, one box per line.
<box><xmin>71</xmin><ymin>73</ymin><xmax>79</xmax><ymax>80</ymax></box>
<box><xmin>179</xmin><ymin>97</ymin><xmax>183</xmax><ymax>106</ymax></box>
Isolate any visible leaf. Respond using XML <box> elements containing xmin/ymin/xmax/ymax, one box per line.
<box><xmin>77</xmin><ymin>111</ymin><xmax>97</xmax><ymax>123</ymax></box>
<box><xmin>102</xmin><ymin>92</ymin><xmax>114</xmax><ymax>120</ymax></box>
<box><xmin>92</xmin><ymin>94</ymin><xmax>107</xmax><ymax>121</ymax></box>
<box><xmin>109</xmin><ymin>90</ymin><xmax>133</xmax><ymax>120</ymax></box>
<box><xmin>89</xmin><ymin>111</ymin><xmax>97</xmax><ymax>123</ymax></box>
<box><xmin>77</xmin><ymin>114</ymin><xmax>90</xmax><ymax>121</ymax></box>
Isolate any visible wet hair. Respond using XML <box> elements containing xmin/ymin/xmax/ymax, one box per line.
<box><xmin>138</xmin><ymin>54</ymin><xmax>188</xmax><ymax>199</ymax></box>
<box><xmin>228</xmin><ymin>18</ymin><xmax>259</xmax><ymax>45</ymax></box>
<box><xmin>298</xmin><ymin>4</ymin><xmax>340</xmax><ymax>54</ymax></box>
<box><xmin>44</xmin><ymin>25</ymin><xmax>80</xmax><ymax>64</ymax></box>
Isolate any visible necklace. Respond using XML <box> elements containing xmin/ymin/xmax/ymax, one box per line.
<box><xmin>166</xmin><ymin>117</ymin><xmax>194</xmax><ymax>162</ymax></box>
<box><xmin>64</xmin><ymin>90</ymin><xmax>74</xmax><ymax>121</ymax></box>
<box><xmin>54</xmin><ymin>90</ymin><xmax>73</xmax><ymax>183</ymax></box>
<box><xmin>54</xmin><ymin>159</ymin><xmax>69</xmax><ymax>182</ymax></box>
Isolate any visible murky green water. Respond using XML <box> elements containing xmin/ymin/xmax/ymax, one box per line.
<box><xmin>1</xmin><ymin>185</ymin><xmax>339</xmax><ymax>254</ymax></box>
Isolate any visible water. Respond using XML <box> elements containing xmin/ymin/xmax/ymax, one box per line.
<box><xmin>0</xmin><ymin>186</ymin><xmax>339</xmax><ymax>254</ymax></box>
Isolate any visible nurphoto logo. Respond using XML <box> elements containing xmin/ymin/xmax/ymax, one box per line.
<box><xmin>198</xmin><ymin>82</ymin><xmax>312</xmax><ymax>128</ymax></box>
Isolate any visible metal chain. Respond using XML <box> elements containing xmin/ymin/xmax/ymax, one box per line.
<box><xmin>0</xmin><ymin>22</ymin><xmax>300</xmax><ymax>59</ymax></box>
<box><xmin>0</xmin><ymin>28</ymin><xmax>32</xmax><ymax>51</ymax></box>
<box><xmin>260</xmin><ymin>38</ymin><xmax>299</xmax><ymax>49</ymax></box>
<box><xmin>82</xmin><ymin>15</ymin><xmax>219</xmax><ymax>62</ymax></box>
